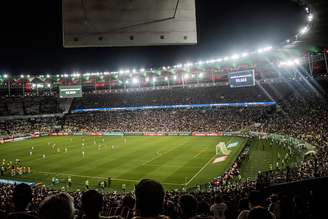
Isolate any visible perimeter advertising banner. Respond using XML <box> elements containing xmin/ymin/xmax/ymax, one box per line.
<box><xmin>192</xmin><ymin>132</ymin><xmax>224</xmax><ymax>136</ymax></box>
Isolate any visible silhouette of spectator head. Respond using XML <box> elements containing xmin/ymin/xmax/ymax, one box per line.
<box><xmin>39</xmin><ymin>193</ymin><xmax>74</xmax><ymax>219</ymax></box>
<box><xmin>248</xmin><ymin>207</ymin><xmax>273</xmax><ymax>219</ymax></box>
<box><xmin>248</xmin><ymin>190</ymin><xmax>264</xmax><ymax>208</ymax></box>
<box><xmin>179</xmin><ymin>194</ymin><xmax>198</xmax><ymax>219</ymax></box>
<box><xmin>13</xmin><ymin>183</ymin><xmax>33</xmax><ymax>211</ymax></box>
<box><xmin>135</xmin><ymin>179</ymin><xmax>165</xmax><ymax>217</ymax></box>
<box><xmin>81</xmin><ymin>190</ymin><xmax>103</xmax><ymax>217</ymax></box>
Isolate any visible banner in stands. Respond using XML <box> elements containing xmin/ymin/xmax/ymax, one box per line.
<box><xmin>192</xmin><ymin>132</ymin><xmax>224</xmax><ymax>136</ymax></box>
<box><xmin>124</xmin><ymin>132</ymin><xmax>144</xmax><ymax>136</ymax></box>
<box><xmin>72</xmin><ymin>101</ymin><xmax>276</xmax><ymax>113</ymax></box>
<box><xmin>167</xmin><ymin>132</ymin><xmax>191</xmax><ymax>136</ymax></box>
<box><xmin>0</xmin><ymin>179</ymin><xmax>35</xmax><ymax>186</ymax></box>
<box><xmin>104</xmin><ymin>132</ymin><xmax>124</xmax><ymax>136</ymax></box>
<box><xmin>144</xmin><ymin>133</ymin><xmax>166</xmax><ymax>136</ymax></box>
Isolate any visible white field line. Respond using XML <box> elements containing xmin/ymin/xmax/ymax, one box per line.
<box><xmin>185</xmin><ymin>137</ymin><xmax>236</xmax><ymax>186</ymax></box>
<box><xmin>192</xmin><ymin>149</ymin><xmax>206</xmax><ymax>159</ymax></box>
<box><xmin>141</xmin><ymin>141</ymin><xmax>188</xmax><ymax>166</ymax></box>
<box><xmin>37</xmin><ymin>171</ymin><xmax>182</xmax><ymax>186</ymax></box>
<box><xmin>184</xmin><ymin>154</ymin><xmax>216</xmax><ymax>186</ymax></box>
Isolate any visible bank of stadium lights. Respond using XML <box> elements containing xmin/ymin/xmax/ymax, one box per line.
<box><xmin>278</xmin><ymin>58</ymin><xmax>301</xmax><ymax>68</ymax></box>
<box><xmin>308</xmin><ymin>14</ymin><xmax>313</xmax><ymax>22</ymax></box>
<box><xmin>241</xmin><ymin>52</ymin><xmax>249</xmax><ymax>57</ymax></box>
<box><xmin>3</xmin><ymin>74</ymin><xmax>8</xmax><ymax>79</ymax></box>
<box><xmin>299</xmin><ymin>26</ymin><xmax>309</xmax><ymax>35</ymax></box>
<box><xmin>132</xmin><ymin>78</ymin><xmax>139</xmax><ymax>84</ymax></box>
<box><xmin>231</xmin><ymin>54</ymin><xmax>240</xmax><ymax>60</ymax></box>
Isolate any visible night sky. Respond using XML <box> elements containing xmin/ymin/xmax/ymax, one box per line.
<box><xmin>0</xmin><ymin>0</ymin><xmax>305</xmax><ymax>74</ymax></box>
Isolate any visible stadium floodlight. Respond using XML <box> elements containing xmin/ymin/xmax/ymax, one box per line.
<box><xmin>308</xmin><ymin>14</ymin><xmax>313</xmax><ymax>22</ymax></box>
<box><xmin>47</xmin><ymin>83</ymin><xmax>51</xmax><ymax>88</ymax></box>
<box><xmin>164</xmin><ymin>76</ymin><xmax>168</xmax><ymax>81</ymax></box>
<box><xmin>241</xmin><ymin>52</ymin><xmax>249</xmax><ymax>57</ymax></box>
<box><xmin>132</xmin><ymin>78</ymin><xmax>139</xmax><ymax>84</ymax></box>
<box><xmin>300</xmin><ymin>26</ymin><xmax>309</xmax><ymax>35</ymax></box>
<box><xmin>286</xmin><ymin>39</ymin><xmax>291</xmax><ymax>43</ymax></box>
<box><xmin>125</xmin><ymin>70</ymin><xmax>130</xmax><ymax>74</ymax></box>
<box><xmin>196</xmin><ymin>61</ymin><xmax>204</xmax><ymax>65</ymax></box>
<box><xmin>152</xmin><ymin>77</ymin><xmax>157</xmax><ymax>82</ymax></box>
<box><xmin>27</xmin><ymin>74</ymin><xmax>30</xmax><ymax>78</ymax></box>
<box><xmin>104</xmin><ymin>71</ymin><xmax>110</xmax><ymax>75</ymax></box>
<box><xmin>3</xmin><ymin>74</ymin><xmax>8</xmax><ymax>79</ymax></box>
<box><xmin>145</xmin><ymin>77</ymin><xmax>150</xmax><ymax>82</ymax></box>
<box><xmin>132</xmin><ymin>69</ymin><xmax>137</xmax><ymax>73</ymax></box>
<box><xmin>140</xmin><ymin>68</ymin><xmax>145</xmax><ymax>73</ymax></box>
<box><xmin>119</xmin><ymin>70</ymin><xmax>124</xmax><ymax>75</ymax></box>
<box><xmin>231</xmin><ymin>54</ymin><xmax>240</xmax><ymax>60</ymax></box>
<box><xmin>257</xmin><ymin>48</ymin><xmax>264</xmax><ymax>53</ymax></box>
<box><xmin>216</xmin><ymin>58</ymin><xmax>223</xmax><ymax>62</ymax></box>
<box><xmin>20</xmin><ymin>75</ymin><xmax>24</xmax><ymax>78</ymax></box>
<box><xmin>223</xmin><ymin>56</ymin><xmax>230</xmax><ymax>61</ymax></box>
<box><xmin>176</xmin><ymin>64</ymin><xmax>182</xmax><ymax>68</ymax></box>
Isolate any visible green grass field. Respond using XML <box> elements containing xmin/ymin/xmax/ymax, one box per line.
<box><xmin>0</xmin><ymin>136</ymin><xmax>246</xmax><ymax>191</ymax></box>
<box><xmin>0</xmin><ymin>136</ymin><xmax>304</xmax><ymax>191</ymax></box>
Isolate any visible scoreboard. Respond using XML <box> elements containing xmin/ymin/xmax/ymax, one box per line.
<box><xmin>59</xmin><ymin>85</ymin><xmax>82</xmax><ymax>98</ymax></box>
<box><xmin>228</xmin><ymin>70</ymin><xmax>255</xmax><ymax>88</ymax></box>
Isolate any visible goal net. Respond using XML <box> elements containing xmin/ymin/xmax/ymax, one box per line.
<box><xmin>216</xmin><ymin>142</ymin><xmax>230</xmax><ymax>156</ymax></box>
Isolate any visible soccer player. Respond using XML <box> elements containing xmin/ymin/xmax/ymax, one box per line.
<box><xmin>29</xmin><ymin>151</ymin><xmax>32</xmax><ymax>156</ymax></box>
<box><xmin>85</xmin><ymin>180</ymin><xmax>89</xmax><ymax>189</ymax></box>
<box><xmin>68</xmin><ymin>177</ymin><xmax>72</xmax><ymax>187</ymax></box>
<box><xmin>42</xmin><ymin>154</ymin><xmax>46</xmax><ymax>159</ymax></box>
<box><xmin>82</xmin><ymin>151</ymin><xmax>85</xmax><ymax>158</ymax></box>
<box><xmin>124</xmin><ymin>138</ymin><xmax>127</xmax><ymax>144</ymax></box>
<box><xmin>65</xmin><ymin>148</ymin><xmax>68</xmax><ymax>153</ymax></box>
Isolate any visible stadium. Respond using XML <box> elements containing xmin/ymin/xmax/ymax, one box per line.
<box><xmin>0</xmin><ymin>0</ymin><xmax>327</xmax><ymax>219</ymax></box>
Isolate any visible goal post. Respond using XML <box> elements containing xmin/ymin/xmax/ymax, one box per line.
<box><xmin>216</xmin><ymin>142</ymin><xmax>230</xmax><ymax>156</ymax></box>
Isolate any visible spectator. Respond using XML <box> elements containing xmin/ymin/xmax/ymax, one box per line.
<box><xmin>39</xmin><ymin>193</ymin><xmax>75</xmax><ymax>219</ymax></box>
<box><xmin>210</xmin><ymin>195</ymin><xmax>227</xmax><ymax>219</ymax></box>
<box><xmin>79</xmin><ymin>190</ymin><xmax>104</xmax><ymax>219</ymax></box>
<box><xmin>5</xmin><ymin>183</ymin><xmax>38</xmax><ymax>219</ymax></box>
<box><xmin>178</xmin><ymin>195</ymin><xmax>198</xmax><ymax>219</ymax></box>
<box><xmin>134</xmin><ymin>179</ymin><xmax>167</xmax><ymax>219</ymax></box>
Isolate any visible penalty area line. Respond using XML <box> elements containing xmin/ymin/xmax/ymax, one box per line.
<box><xmin>185</xmin><ymin>137</ymin><xmax>236</xmax><ymax>186</ymax></box>
<box><xmin>37</xmin><ymin>171</ymin><xmax>182</xmax><ymax>186</ymax></box>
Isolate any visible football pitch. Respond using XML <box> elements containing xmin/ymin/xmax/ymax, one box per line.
<box><xmin>0</xmin><ymin>136</ymin><xmax>247</xmax><ymax>191</ymax></box>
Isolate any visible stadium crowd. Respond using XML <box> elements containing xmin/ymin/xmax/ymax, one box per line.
<box><xmin>0</xmin><ymin>80</ymin><xmax>328</xmax><ymax>219</ymax></box>
<box><xmin>0</xmin><ymin>177</ymin><xmax>323</xmax><ymax>219</ymax></box>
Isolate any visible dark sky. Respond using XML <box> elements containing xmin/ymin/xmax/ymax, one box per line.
<box><xmin>0</xmin><ymin>0</ymin><xmax>305</xmax><ymax>74</ymax></box>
